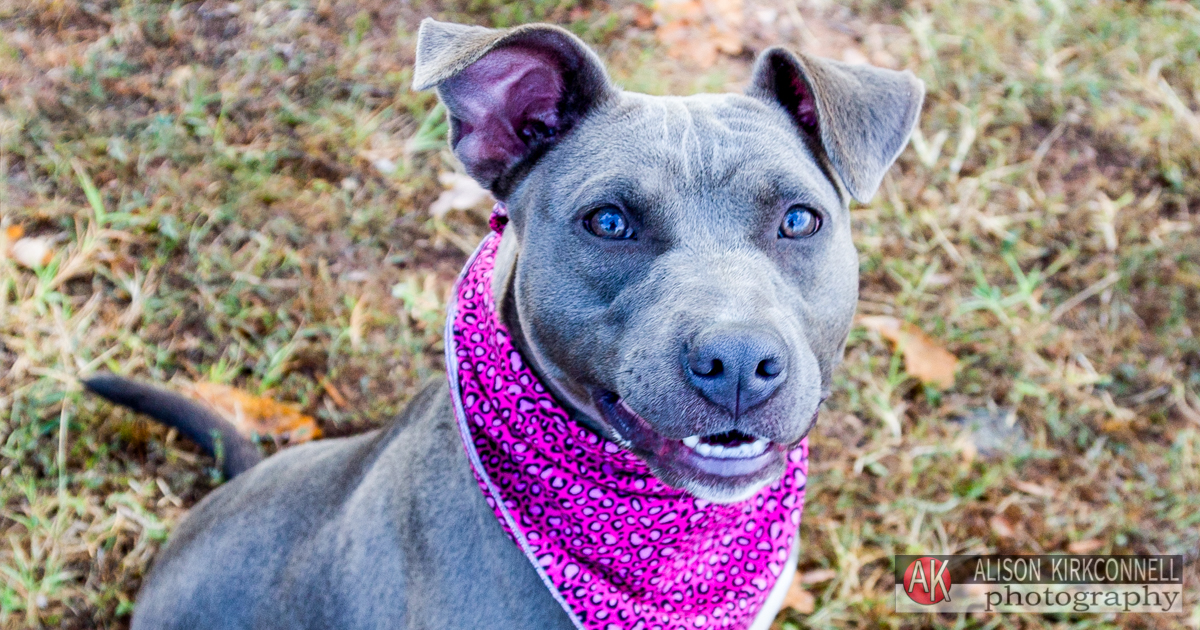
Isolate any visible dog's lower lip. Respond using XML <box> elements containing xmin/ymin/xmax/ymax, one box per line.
<box><xmin>593</xmin><ymin>391</ymin><xmax>782</xmax><ymax>480</ymax></box>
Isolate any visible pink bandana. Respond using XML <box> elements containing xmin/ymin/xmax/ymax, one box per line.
<box><xmin>445</xmin><ymin>205</ymin><xmax>809</xmax><ymax>630</ymax></box>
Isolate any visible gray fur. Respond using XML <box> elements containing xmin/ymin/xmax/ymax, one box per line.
<box><xmin>120</xmin><ymin>18</ymin><xmax>923</xmax><ymax>629</ymax></box>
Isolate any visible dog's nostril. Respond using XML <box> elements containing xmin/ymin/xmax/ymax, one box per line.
<box><xmin>685</xmin><ymin>345</ymin><xmax>725</xmax><ymax>378</ymax></box>
<box><xmin>691</xmin><ymin>358</ymin><xmax>723</xmax><ymax>378</ymax></box>
<box><xmin>756</xmin><ymin>358</ymin><xmax>782</xmax><ymax>379</ymax></box>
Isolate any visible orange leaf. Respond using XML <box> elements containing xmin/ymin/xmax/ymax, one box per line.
<box><xmin>185</xmin><ymin>382</ymin><xmax>321</xmax><ymax>444</ymax></box>
<box><xmin>1</xmin><ymin>224</ymin><xmax>23</xmax><ymax>261</ymax></box>
<box><xmin>857</xmin><ymin>315</ymin><xmax>958</xmax><ymax>388</ymax></box>
<box><xmin>710</xmin><ymin>28</ymin><xmax>743</xmax><ymax>55</ymax></box>
<box><xmin>1100</xmin><ymin>418</ymin><xmax>1133</xmax><ymax>434</ymax></box>
<box><xmin>632</xmin><ymin>4</ymin><xmax>654</xmax><ymax>29</ymax></box>
<box><xmin>783</xmin><ymin>579</ymin><xmax>815</xmax><ymax>614</ymax></box>
<box><xmin>319</xmin><ymin>375</ymin><xmax>349</xmax><ymax>408</ymax></box>
<box><xmin>653</xmin><ymin>0</ymin><xmax>743</xmax><ymax>68</ymax></box>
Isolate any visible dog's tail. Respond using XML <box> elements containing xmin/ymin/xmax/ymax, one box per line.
<box><xmin>83</xmin><ymin>373</ymin><xmax>262</xmax><ymax>479</ymax></box>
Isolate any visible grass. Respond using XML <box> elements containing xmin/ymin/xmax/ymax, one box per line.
<box><xmin>0</xmin><ymin>0</ymin><xmax>1198</xmax><ymax>628</ymax></box>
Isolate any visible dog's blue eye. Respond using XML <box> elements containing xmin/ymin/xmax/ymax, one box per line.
<box><xmin>585</xmin><ymin>207</ymin><xmax>633</xmax><ymax>240</ymax></box>
<box><xmin>779</xmin><ymin>206</ymin><xmax>821</xmax><ymax>239</ymax></box>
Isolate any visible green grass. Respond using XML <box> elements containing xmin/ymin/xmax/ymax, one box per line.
<box><xmin>1</xmin><ymin>0</ymin><xmax>1198</xmax><ymax>628</ymax></box>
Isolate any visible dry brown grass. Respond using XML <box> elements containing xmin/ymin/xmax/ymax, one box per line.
<box><xmin>0</xmin><ymin>0</ymin><xmax>1198</xmax><ymax>628</ymax></box>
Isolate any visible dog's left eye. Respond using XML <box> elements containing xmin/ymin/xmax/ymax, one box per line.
<box><xmin>778</xmin><ymin>205</ymin><xmax>821</xmax><ymax>239</ymax></box>
<box><xmin>584</xmin><ymin>206</ymin><xmax>634</xmax><ymax>240</ymax></box>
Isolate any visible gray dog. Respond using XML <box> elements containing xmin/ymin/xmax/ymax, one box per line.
<box><xmin>85</xmin><ymin>18</ymin><xmax>922</xmax><ymax>630</ymax></box>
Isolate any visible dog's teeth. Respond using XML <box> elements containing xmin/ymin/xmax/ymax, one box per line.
<box><xmin>685</xmin><ymin>436</ymin><xmax>772</xmax><ymax>458</ymax></box>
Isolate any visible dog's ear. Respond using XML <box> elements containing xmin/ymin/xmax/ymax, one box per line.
<box><xmin>412</xmin><ymin>19</ymin><xmax>615</xmax><ymax>197</ymax></box>
<box><xmin>747</xmin><ymin>48</ymin><xmax>924</xmax><ymax>203</ymax></box>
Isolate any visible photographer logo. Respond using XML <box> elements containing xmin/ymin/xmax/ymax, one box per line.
<box><xmin>902</xmin><ymin>557</ymin><xmax>953</xmax><ymax>605</ymax></box>
<box><xmin>894</xmin><ymin>555</ymin><xmax>1183</xmax><ymax>613</ymax></box>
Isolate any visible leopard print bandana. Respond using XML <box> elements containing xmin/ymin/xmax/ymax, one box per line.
<box><xmin>445</xmin><ymin>204</ymin><xmax>809</xmax><ymax>630</ymax></box>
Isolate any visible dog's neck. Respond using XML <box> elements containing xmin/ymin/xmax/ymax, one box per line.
<box><xmin>489</xmin><ymin>226</ymin><xmax>519</xmax><ymax>310</ymax></box>
<box><xmin>489</xmin><ymin>227</ymin><xmax>622</xmax><ymax>443</ymax></box>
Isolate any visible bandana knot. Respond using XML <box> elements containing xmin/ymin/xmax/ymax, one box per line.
<box><xmin>489</xmin><ymin>202</ymin><xmax>509</xmax><ymax>235</ymax></box>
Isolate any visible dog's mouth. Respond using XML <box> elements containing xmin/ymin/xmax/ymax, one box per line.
<box><xmin>680</xmin><ymin>430</ymin><xmax>771</xmax><ymax>459</ymax></box>
<box><xmin>593</xmin><ymin>390</ymin><xmax>800</xmax><ymax>501</ymax></box>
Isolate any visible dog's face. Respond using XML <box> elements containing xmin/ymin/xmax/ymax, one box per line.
<box><xmin>415</xmin><ymin>20</ymin><xmax>923</xmax><ymax>502</ymax></box>
<box><xmin>508</xmin><ymin>95</ymin><xmax>856</xmax><ymax>501</ymax></box>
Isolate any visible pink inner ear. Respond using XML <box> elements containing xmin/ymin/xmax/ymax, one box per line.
<box><xmin>790</xmin><ymin>73</ymin><xmax>818</xmax><ymax>130</ymax></box>
<box><xmin>444</xmin><ymin>46</ymin><xmax>565</xmax><ymax>176</ymax></box>
<box><xmin>767</xmin><ymin>53</ymin><xmax>818</xmax><ymax>133</ymax></box>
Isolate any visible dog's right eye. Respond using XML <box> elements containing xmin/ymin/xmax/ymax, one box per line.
<box><xmin>584</xmin><ymin>206</ymin><xmax>634</xmax><ymax>240</ymax></box>
<box><xmin>778</xmin><ymin>205</ymin><xmax>821</xmax><ymax>239</ymax></box>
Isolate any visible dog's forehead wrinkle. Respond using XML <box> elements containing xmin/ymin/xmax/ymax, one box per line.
<box><xmin>615</xmin><ymin>92</ymin><xmax>805</xmax><ymax>189</ymax></box>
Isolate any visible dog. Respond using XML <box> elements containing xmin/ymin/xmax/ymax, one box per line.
<box><xmin>85</xmin><ymin>18</ymin><xmax>922</xmax><ymax>630</ymax></box>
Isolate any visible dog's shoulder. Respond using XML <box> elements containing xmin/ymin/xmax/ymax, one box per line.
<box><xmin>131</xmin><ymin>426</ymin><xmax>386</xmax><ymax>629</ymax></box>
<box><xmin>131</xmin><ymin>379</ymin><xmax>464</xmax><ymax>629</ymax></box>
<box><xmin>134</xmin><ymin>377</ymin><xmax>570</xmax><ymax>630</ymax></box>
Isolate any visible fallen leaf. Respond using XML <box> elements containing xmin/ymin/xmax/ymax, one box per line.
<box><xmin>857</xmin><ymin>315</ymin><xmax>959</xmax><ymax>388</ymax></box>
<box><xmin>1012</xmin><ymin>480</ymin><xmax>1056</xmax><ymax>499</ymax></box>
<box><xmin>990</xmin><ymin>515</ymin><xmax>1015</xmax><ymax>538</ymax></box>
<box><xmin>185</xmin><ymin>382</ymin><xmax>321</xmax><ymax>444</ymax></box>
<box><xmin>429</xmin><ymin>171</ymin><xmax>493</xmax><ymax>219</ymax></box>
<box><xmin>653</xmin><ymin>0</ymin><xmax>744</xmax><ymax>69</ymax></box>
<box><xmin>1068</xmin><ymin>539</ymin><xmax>1104</xmax><ymax>554</ymax></box>
<box><xmin>372</xmin><ymin>158</ymin><xmax>397</xmax><ymax>175</ymax></box>
<box><xmin>953</xmin><ymin>430</ymin><xmax>979</xmax><ymax>463</ymax></box>
<box><xmin>1100</xmin><ymin>418</ymin><xmax>1134</xmax><ymax>434</ymax></box>
<box><xmin>392</xmin><ymin>272</ymin><xmax>451</xmax><ymax>332</ymax></box>
<box><xmin>783</xmin><ymin>579</ymin><xmax>815</xmax><ymax>614</ymax></box>
<box><xmin>11</xmin><ymin>236</ymin><xmax>54</xmax><ymax>269</ymax></box>
<box><xmin>166</xmin><ymin>65</ymin><xmax>194</xmax><ymax>89</ymax></box>
<box><xmin>1099</xmin><ymin>391</ymin><xmax>1135</xmax><ymax>430</ymax></box>
<box><xmin>632</xmin><ymin>3</ymin><xmax>655</xmax><ymax>29</ymax></box>
<box><xmin>359</xmin><ymin>131</ymin><xmax>405</xmax><ymax>175</ymax></box>
<box><xmin>319</xmin><ymin>375</ymin><xmax>348</xmax><ymax>408</ymax></box>
<box><xmin>0</xmin><ymin>224</ymin><xmax>23</xmax><ymax>260</ymax></box>
<box><xmin>800</xmin><ymin>568</ymin><xmax>837</xmax><ymax>584</ymax></box>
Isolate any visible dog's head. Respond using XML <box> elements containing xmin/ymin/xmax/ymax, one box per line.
<box><xmin>415</xmin><ymin>20</ymin><xmax>923</xmax><ymax>502</ymax></box>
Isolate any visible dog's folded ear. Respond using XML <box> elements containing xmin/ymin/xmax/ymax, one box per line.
<box><xmin>413</xmin><ymin>19</ymin><xmax>615</xmax><ymax>197</ymax></box>
<box><xmin>747</xmin><ymin>48</ymin><xmax>924</xmax><ymax>203</ymax></box>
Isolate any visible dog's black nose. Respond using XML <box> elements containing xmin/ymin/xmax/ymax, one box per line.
<box><xmin>685</xmin><ymin>327</ymin><xmax>787</xmax><ymax>415</ymax></box>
